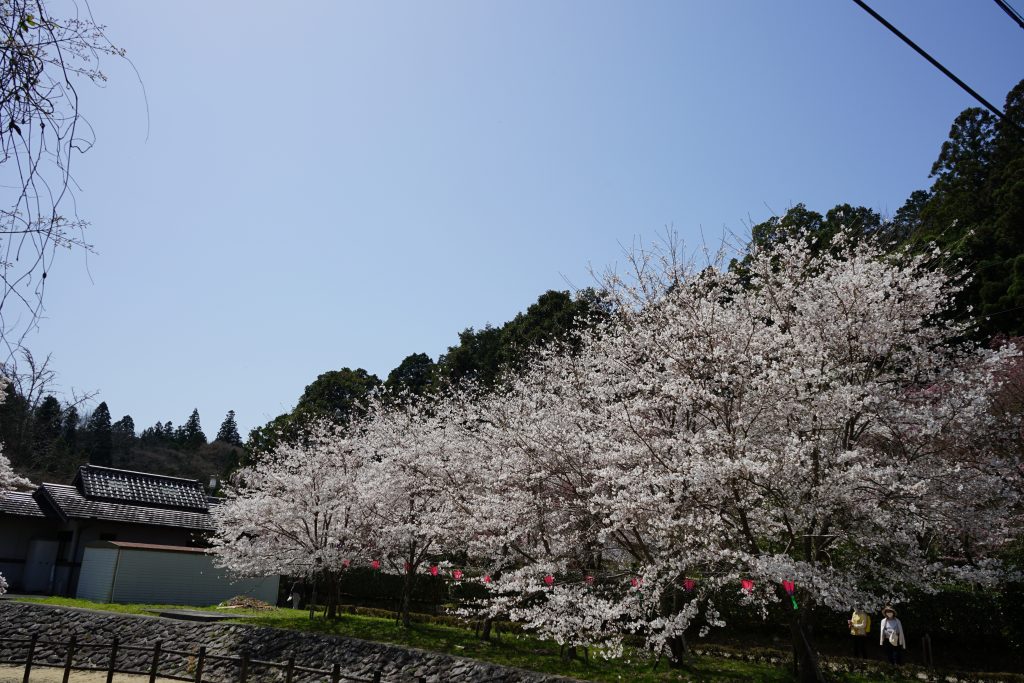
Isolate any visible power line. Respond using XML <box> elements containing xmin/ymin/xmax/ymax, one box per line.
<box><xmin>849</xmin><ymin>0</ymin><xmax>1022</xmax><ymax>132</ymax></box>
<box><xmin>993</xmin><ymin>0</ymin><xmax>1024</xmax><ymax>30</ymax></box>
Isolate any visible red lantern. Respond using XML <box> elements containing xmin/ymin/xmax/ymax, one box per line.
<box><xmin>483</xmin><ymin>575</ymin><xmax>492</xmax><ymax>584</ymax></box>
<box><xmin>543</xmin><ymin>574</ymin><xmax>554</xmax><ymax>586</ymax></box>
<box><xmin>630</xmin><ymin>576</ymin><xmax>642</xmax><ymax>588</ymax></box>
<box><xmin>741</xmin><ymin>579</ymin><xmax>755</xmax><ymax>593</ymax></box>
<box><xmin>430</xmin><ymin>565</ymin><xmax>439</xmax><ymax>577</ymax></box>
<box><xmin>342</xmin><ymin>559</ymin><xmax>351</xmax><ymax>569</ymax></box>
<box><xmin>682</xmin><ymin>578</ymin><xmax>696</xmax><ymax>592</ymax></box>
<box><xmin>584</xmin><ymin>575</ymin><xmax>595</xmax><ymax>586</ymax></box>
<box><xmin>781</xmin><ymin>580</ymin><xmax>798</xmax><ymax>609</ymax></box>
<box><xmin>370</xmin><ymin>560</ymin><xmax>380</xmax><ymax>570</ymax></box>
<box><xmin>453</xmin><ymin>569</ymin><xmax>464</xmax><ymax>581</ymax></box>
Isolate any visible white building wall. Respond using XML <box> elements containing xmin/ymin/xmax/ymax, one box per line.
<box><xmin>75</xmin><ymin>547</ymin><xmax>118</xmax><ymax>602</ymax></box>
<box><xmin>0</xmin><ymin>517</ymin><xmax>54</xmax><ymax>590</ymax></box>
<box><xmin>107</xmin><ymin>549</ymin><xmax>278</xmax><ymax>606</ymax></box>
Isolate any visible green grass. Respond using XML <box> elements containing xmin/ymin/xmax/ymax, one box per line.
<box><xmin>12</xmin><ymin>597</ymin><xmax>995</xmax><ymax>683</ymax></box>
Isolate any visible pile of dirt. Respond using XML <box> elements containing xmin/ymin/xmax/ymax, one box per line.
<box><xmin>216</xmin><ymin>595</ymin><xmax>274</xmax><ymax>610</ymax></box>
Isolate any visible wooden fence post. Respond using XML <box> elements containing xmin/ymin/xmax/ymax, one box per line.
<box><xmin>238</xmin><ymin>652</ymin><xmax>249</xmax><ymax>683</ymax></box>
<box><xmin>194</xmin><ymin>646</ymin><xmax>206</xmax><ymax>683</ymax></box>
<box><xmin>22</xmin><ymin>634</ymin><xmax>37</xmax><ymax>683</ymax></box>
<box><xmin>284</xmin><ymin>656</ymin><xmax>295</xmax><ymax>683</ymax></box>
<box><xmin>149</xmin><ymin>640</ymin><xmax>162</xmax><ymax>683</ymax></box>
<box><xmin>372</xmin><ymin>672</ymin><xmax>382</xmax><ymax>683</ymax></box>
<box><xmin>106</xmin><ymin>637</ymin><xmax>120</xmax><ymax>683</ymax></box>
<box><xmin>330</xmin><ymin>662</ymin><xmax>340</xmax><ymax>683</ymax></box>
<box><xmin>62</xmin><ymin>634</ymin><xmax>78</xmax><ymax>683</ymax></box>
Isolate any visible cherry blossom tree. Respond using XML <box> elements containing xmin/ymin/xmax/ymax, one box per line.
<box><xmin>457</xmin><ymin>232</ymin><xmax>1021</xmax><ymax>678</ymax></box>
<box><xmin>356</xmin><ymin>394</ymin><xmax>474</xmax><ymax>627</ymax></box>
<box><xmin>209</xmin><ymin>229</ymin><xmax>1020</xmax><ymax>678</ymax></box>
<box><xmin>0</xmin><ymin>373</ymin><xmax>31</xmax><ymax>597</ymax></box>
<box><xmin>0</xmin><ymin>375</ymin><xmax>30</xmax><ymax>491</ymax></box>
<box><xmin>210</xmin><ymin>419</ymin><xmax>370</xmax><ymax>616</ymax></box>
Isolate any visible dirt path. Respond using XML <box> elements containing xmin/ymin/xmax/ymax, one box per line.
<box><xmin>0</xmin><ymin>666</ymin><xmax>155</xmax><ymax>683</ymax></box>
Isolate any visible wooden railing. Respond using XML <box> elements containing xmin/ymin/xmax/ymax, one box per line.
<box><xmin>0</xmin><ymin>634</ymin><xmax>391</xmax><ymax>683</ymax></box>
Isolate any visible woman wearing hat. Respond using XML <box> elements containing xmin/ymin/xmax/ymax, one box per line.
<box><xmin>879</xmin><ymin>605</ymin><xmax>906</xmax><ymax>665</ymax></box>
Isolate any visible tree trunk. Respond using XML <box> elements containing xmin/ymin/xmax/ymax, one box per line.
<box><xmin>326</xmin><ymin>572</ymin><xmax>338</xmax><ymax>619</ymax></box>
<box><xmin>480</xmin><ymin>616</ymin><xmax>493</xmax><ymax>641</ymax></box>
<box><xmin>666</xmin><ymin>634</ymin><xmax>688</xmax><ymax>667</ymax></box>
<box><xmin>399</xmin><ymin>567</ymin><xmax>414</xmax><ymax>628</ymax></box>
<box><xmin>790</xmin><ymin>611</ymin><xmax>825</xmax><ymax>683</ymax></box>
<box><xmin>562</xmin><ymin>646</ymin><xmax>577</xmax><ymax>661</ymax></box>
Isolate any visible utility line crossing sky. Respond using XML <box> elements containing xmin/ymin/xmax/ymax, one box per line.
<box><xmin>25</xmin><ymin>0</ymin><xmax>1024</xmax><ymax>435</ymax></box>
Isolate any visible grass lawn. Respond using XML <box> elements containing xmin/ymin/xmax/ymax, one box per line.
<box><xmin>12</xmin><ymin>597</ymin><xmax>1000</xmax><ymax>683</ymax></box>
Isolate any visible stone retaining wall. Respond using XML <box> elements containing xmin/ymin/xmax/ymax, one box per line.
<box><xmin>0</xmin><ymin>602</ymin><xmax>580</xmax><ymax>683</ymax></box>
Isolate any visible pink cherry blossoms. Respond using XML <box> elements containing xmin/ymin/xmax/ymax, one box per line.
<box><xmin>211</xmin><ymin>230</ymin><xmax>1021</xmax><ymax>662</ymax></box>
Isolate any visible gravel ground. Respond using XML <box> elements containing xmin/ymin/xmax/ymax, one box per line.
<box><xmin>0</xmin><ymin>665</ymin><xmax>156</xmax><ymax>683</ymax></box>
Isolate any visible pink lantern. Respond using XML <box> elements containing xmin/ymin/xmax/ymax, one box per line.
<box><xmin>543</xmin><ymin>574</ymin><xmax>554</xmax><ymax>587</ymax></box>
<box><xmin>682</xmin><ymin>578</ymin><xmax>696</xmax><ymax>592</ymax></box>
<box><xmin>630</xmin><ymin>577</ymin><xmax>642</xmax><ymax>588</ymax></box>
<box><xmin>430</xmin><ymin>565</ymin><xmax>439</xmax><ymax>577</ymax></box>
<box><xmin>483</xmin><ymin>575</ymin><xmax>492</xmax><ymax>584</ymax></box>
<box><xmin>342</xmin><ymin>559</ymin><xmax>351</xmax><ymax>569</ymax></box>
<box><xmin>370</xmin><ymin>560</ymin><xmax>380</xmax><ymax>570</ymax></box>
<box><xmin>741</xmin><ymin>579</ymin><xmax>755</xmax><ymax>594</ymax></box>
<box><xmin>584</xmin><ymin>575</ymin><xmax>595</xmax><ymax>586</ymax></box>
<box><xmin>452</xmin><ymin>569</ymin><xmax>463</xmax><ymax>581</ymax></box>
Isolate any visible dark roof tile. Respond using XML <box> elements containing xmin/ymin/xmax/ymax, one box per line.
<box><xmin>40</xmin><ymin>483</ymin><xmax>213</xmax><ymax>531</ymax></box>
<box><xmin>0</xmin><ymin>490</ymin><xmax>46</xmax><ymax>518</ymax></box>
<box><xmin>74</xmin><ymin>465</ymin><xmax>208</xmax><ymax>511</ymax></box>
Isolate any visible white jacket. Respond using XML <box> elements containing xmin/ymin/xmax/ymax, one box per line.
<box><xmin>879</xmin><ymin>617</ymin><xmax>906</xmax><ymax>648</ymax></box>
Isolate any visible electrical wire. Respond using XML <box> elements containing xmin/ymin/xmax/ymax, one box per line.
<box><xmin>849</xmin><ymin>0</ymin><xmax>1022</xmax><ymax>132</ymax></box>
<box><xmin>993</xmin><ymin>0</ymin><xmax>1024</xmax><ymax>30</ymax></box>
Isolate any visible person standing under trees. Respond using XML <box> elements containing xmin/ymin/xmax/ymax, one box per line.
<box><xmin>848</xmin><ymin>606</ymin><xmax>871</xmax><ymax>659</ymax></box>
<box><xmin>879</xmin><ymin>606</ymin><xmax>906</xmax><ymax>665</ymax></box>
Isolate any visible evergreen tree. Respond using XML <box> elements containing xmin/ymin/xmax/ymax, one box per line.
<box><xmin>384</xmin><ymin>354</ymin><xmax>437</xmax><ymax>399</ymax></box>
<box><xmin>85</xmin><ymin>402</ymin><xmax>113</xmax><ymax>467</ymax></box>
<box><xmin>182</xmin><ymin>408</ymin><xmax>207</xmax><ymax>450</ymax></box>
<box><xmin>216</xmin><ymin>410</ymin><xmax>242</xmax><ymax>446</ymax></box>
<box><xmin>32</xmin><ymin>395</ymin><xmax>64</xmax><ymax>471</ymax></box>
<box><xmin>111</xmin><ymin>415</ymin><xmax>136</xmax><ymax>458</ymax></box>
<box><xmin>61</xmin><ymin>406</ymin><xmax>80</xmax><ymax>453</ymax></box>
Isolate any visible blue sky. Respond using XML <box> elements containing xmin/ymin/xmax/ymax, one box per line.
<box><xmin>23</xmin><ymin>0</ymin><xmax>1024</xmax><ymax>435</ymax></box>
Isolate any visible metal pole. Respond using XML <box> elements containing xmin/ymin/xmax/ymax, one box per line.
<box><xmin>372</xmin><ymin>672</ymin><xmax>382</xmax><ymax>683</ymax></box>
<box><xmin>106</xmin><ymin>637</ymin><xmax>119</xmax><ymax>683</ymax></box>
<box><xmin>22</xmin><ymin>635</ymin><xmax>37</xmax><ymax>683</ymax></box>
<box><xmin>149</xmin><ymin>641</ymin><xmax>162</xmax><ymax>683</ymax></box>
<box><xmin>62</xmin><ymin>634</ymin><xmax>78</xmax><ymax>683</ymax></box>
<box><xmin>284</xmin><ymin>656</ymin><xmax>295</xmax><ymax>683</ymax></box>
<box><xmin>238</xmin><ymin>652</ymin><xmax>249</xmax><ymax>683</ymax></box>
<box><xmin>330</xmin><ymin>662</ymin><xmax>340</xmax><ymax>683</ymax></box>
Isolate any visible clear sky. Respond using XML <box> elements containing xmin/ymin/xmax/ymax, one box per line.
<box><xmin>22</xmin><ymin>0</ymin><xmax>1024</xmax><ymax>436</ymax></box>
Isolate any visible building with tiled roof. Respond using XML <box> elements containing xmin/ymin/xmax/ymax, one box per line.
<box><xmin>0</xmin><ymin>465</ymin><xmax>215</xmax><ymax>596</ymax></box>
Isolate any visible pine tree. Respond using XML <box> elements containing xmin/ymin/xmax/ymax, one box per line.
<box><xmin>182</xmin><ymin>408</ymin><xmax>207</xmax><ymax>450</ymax></box>
<box><xmin>216</xmin><ymin>410</ymin><xmax>242</xmax><ymax>446</ymax></box>
<box><xmin>85</xmin><ymin>402</ymin><xmax>113</xmax><ymax>467</ymax></box>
